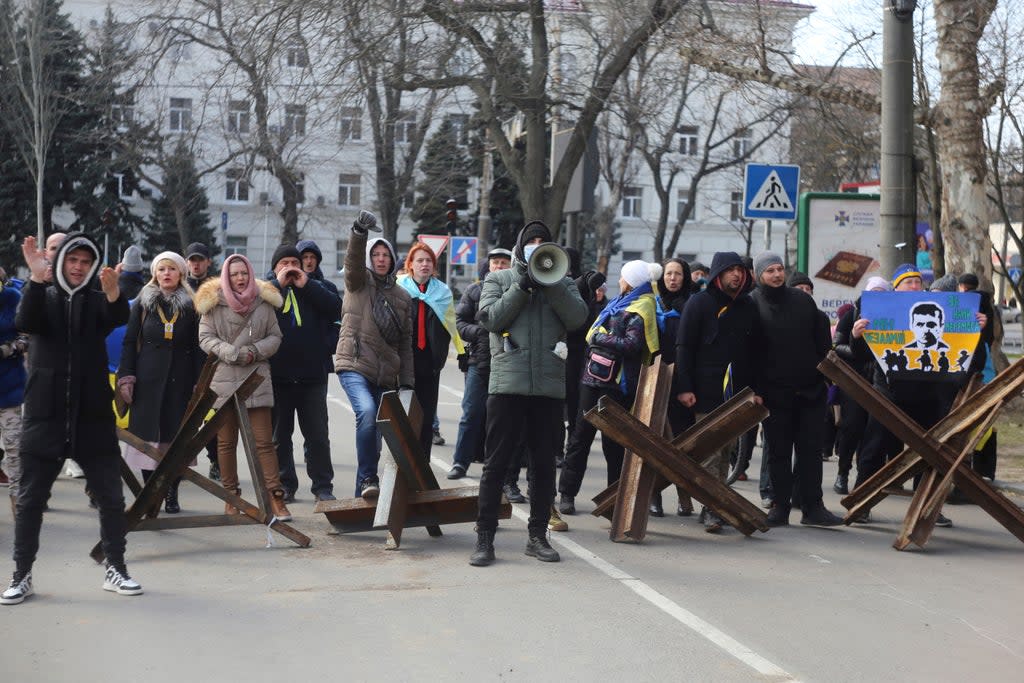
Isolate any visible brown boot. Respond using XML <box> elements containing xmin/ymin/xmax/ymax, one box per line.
<box><xmin>269</xmin><ymin>490</ymin><xmax>292</xmax><ymax>522</ymax></box>
<box><xmin>224</xmin><ymin>487</ymin><xmax>242</xmax><ymax>515</ymax></box>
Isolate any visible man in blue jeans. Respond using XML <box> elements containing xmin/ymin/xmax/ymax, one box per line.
<box><xmin>448</xmin><ymin>247</ymin><xmax>512</xmax><ymax>480</ymax></box>
<box><xmin>269</xmin><ymin>244</ymin><xmax>342</xmax><ymax>503</ymax></box>
<box><xmin>334</xmin><ymin>212</ymin><xmax>414</xmax><ymax>497</ymax></box>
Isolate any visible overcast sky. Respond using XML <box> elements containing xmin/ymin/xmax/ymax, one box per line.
<box><xmin>792</xmin><ymin>0</ymin><xmax>886</xmax><ymax>67</ymax></box>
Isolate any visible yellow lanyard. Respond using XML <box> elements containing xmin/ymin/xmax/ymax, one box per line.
<box><xmin>157</xmin><ymin>305</ymin><xmax>179</xmax><ymax>340</ymax></box>
<box><xmin>282</xmin><ymin>288</ymin><xmax>302</xmax><ymax>326</ymax></box>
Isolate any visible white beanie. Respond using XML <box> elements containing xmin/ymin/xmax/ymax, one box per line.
<box><xmin>620</xmin><ymin>260</ymin><xmax>663</xmax><ymax>289</ymax></box>
<box><xmin>150</xmin><ymin>251</ymin><xmax>188</xmax><ymax>279</ymax></box>
<box><xmin>864</xmin><ymin>276</ymin><xmax>891</xmax><ymax>292</ymax></box>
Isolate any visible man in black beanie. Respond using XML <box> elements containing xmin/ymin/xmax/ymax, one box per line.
<box><xmin>470</xmin><ymin>221</ymin><xmax>587</xmax><ymax>566</ymax></box>
<box><xmin>268</xmin><ymin>244</ymin><xmax>342</xmax><ymax>502</ymax></box>
<box><xmin>750</xmin><ymin>252</ymin><xmax>842</xmax><ymax>527</ymax></box>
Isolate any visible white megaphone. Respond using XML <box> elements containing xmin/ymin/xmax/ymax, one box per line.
<box><xmin>528</xmin><ymin>242</ymin><xmax>569</xmax><ymax>286</ymax></box>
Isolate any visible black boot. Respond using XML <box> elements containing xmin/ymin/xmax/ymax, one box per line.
<box><xmin>800</xmin><ymin>501</ymin><xmax>843</xmax><ymax>527</ymax></box>
<box><xmin>525</xmin><ymin>535</ymin><xmax>560</xmax><ymax>562</ymax></box>
<box><xmin>558</xmin><ymin>494</ymin><xmax>575</xmax><ymax>515</ymax></box>
<box><xmin>766</xmin><ymin>503</ymin><xmax>791</xmax><ymax>527</ymax></box>
<box><xmin>833</xmin><ymin>473</ymin><xmax>849</xmax><ymax>495</ymax></box>
<box><xmin>649</xmin><ymin>491</ymin><xmax>664</xmax><ymax>517</ymax></box>
<box><xmin>469</xmin><ymin>530</ymin><xmax>496</xmax><ymax>567</ymax></box>
<box><xmin>164</xmin><ymin>477</ymin><xmax>181</xmax><ymax>514</ymax></box>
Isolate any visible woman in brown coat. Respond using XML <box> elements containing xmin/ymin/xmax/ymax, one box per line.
<box><xmin>196</xmin><ymin>254</ymin><xmax>290</xmax><ymax>520</ymax></box>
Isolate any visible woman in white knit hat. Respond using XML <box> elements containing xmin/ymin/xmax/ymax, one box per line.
<box><xmin>116</xmin><ymin>251</ymin><xmax>201</xmax><ymax>514</ymax></box>
<box><xmin>557</xmin><ymin>260</ymin><xmax>662</xmax><ymax>515</ymax></box>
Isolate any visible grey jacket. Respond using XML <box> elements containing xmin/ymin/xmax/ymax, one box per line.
<box><xmin>478</xmin><ymin>261</ymin><xmax>587</xmax><ymax>398</ymax></box>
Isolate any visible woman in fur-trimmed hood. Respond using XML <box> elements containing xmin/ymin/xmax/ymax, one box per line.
<box><xmin>196</xmin><ymin>253</ymin><xmax>292</xmax><ymax>520</ymax></box>
<box><xmin>117</xmin><ymin>251</ymin><xmax>202</xmax><ymax>513</ymax></box>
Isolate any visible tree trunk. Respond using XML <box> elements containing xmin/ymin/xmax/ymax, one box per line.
<box><xmin>932</xmin><ymin>0</ymin><xmax>998</xmax><ymax>287</ymax></box>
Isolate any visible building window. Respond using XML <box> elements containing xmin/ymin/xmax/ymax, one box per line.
<box><xmin>170</xmin><ymin>41</ymin><xmax>192</xmax><ymax>62</ymax></box>
<box><xmin>227</xmin><ymin>100</ymin><xmax>250</xmax><ymax>134</ymax></box>
<box><xmin>284</xmin><ymin>104</ymin><xmax>306</xmax><ymax>137</ymax></box>
<box><xmin>621</xmin><ymin>250</ymin><xmax>643</xmax><ymax>261</ymax></box>
<box><xmin>224</xmin><ymin>235</ymin><xmax>247</xmax><ymax>258</ymax></box>
<box><xmin>677</xmin><ymin>188</ymin><xmax>696</xmax><ymax>221</ymax></box>
<box><xmin>169</xmin><ymin>97</ymin><xmax>192</xmax><ymax>132</ymax></box>
<box><xmin>294</xmin><ymin>172</ymin><xmax>305</xmax><ymax>205</ymax></box>
<box><xmin>286</xmin><ymin>41</ymin><xmax>309</xmax><ymax>68</ymax></box>
<box><xmin>622</xmin><ymin>186</ymin><xmax>642</xmax><ymax>218</ymax></box>
<box><xmin>339</xmin><ymin>107</ymin><xmax>362</xmax><ymax>142</ymax></box>
<box><xmin>391</xmin><ymin>111</ymin><xmax>417</xmax><ymax>144</ymax></box>
<box><xmin>678</xmin><ymin>125</ymin><xmax>699</xmax><ymax>156</ymax></box>
<box><xmin>338</xmin><ymin>173</ymin><xmax>361</xmax><ymax>207</ymax></box>
<box><xmin>226</xmin><ymin>168</ymin><xmax>249</xmax><ymax>202</ymax></box>
<box><xmin>730</xmin><ymin>191</ymin><xmax>743</xmax><ymax>221</ymax></box>
<box><xmin>114</xmin><ymin>173</ymin><xmax>133</xmax><ymax>198</ymax></box>
<box><xmin>733</xmin><ymin>128</ymin><xmax>752</xmax><ymax>158</ymax></box>
<box><xmin>447</xmin><ymin>113</ymin><xmax>470</xmax><ymax>146</ymax></box>
<box><xmin>112</xmin><ymin>93</ymin><xmax>134</xmax><ymax>128</ymax></box>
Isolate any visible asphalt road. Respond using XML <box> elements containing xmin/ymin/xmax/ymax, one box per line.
<box><xmin>3</xmin><ymin>361</ymin><xmax>1023</xmax><ymax>682</ymax></box>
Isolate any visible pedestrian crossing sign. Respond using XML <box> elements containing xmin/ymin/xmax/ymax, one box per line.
<box><xmin>743</xmin><ymin>163</ymin><xmax>800</xmax><ymax>221</ymax></box>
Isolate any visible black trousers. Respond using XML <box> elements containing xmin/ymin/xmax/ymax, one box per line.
<box><xmin>855</xmin><ymin>397</ymin><xmax>944</xmax><ymax>489</ymax></box>
<box><xmin>763</xmin><ymin>389</ymin><xmax>826</xmax><ymax>513</ymax></box>
<box><xmin>835</xmin><ymin>389</ymin><xmax>867</xmax><ymax>478</ymax></box>
<box><xmin>558</xmin><ymin>384</ymin><xmax>631</xmax><ymax>498</ymax></box>
<box><xmin>15</xmin><ymin>449</ymin><xmax>127</xmax><ymax>572</ymax></box>
<box><xmin>477</xmin><ymin>395</ymin><xmax>560</xmax><ymax>536</ymax></box>
<box><xmin>273</xmin><ymin>381</ymin><xmax>334</xmax><ymax>497</ymax></box>
<box><xmin>414</xmin><ymin>369</ymin><xmax>441</xmax><ymax>462</ymax></box>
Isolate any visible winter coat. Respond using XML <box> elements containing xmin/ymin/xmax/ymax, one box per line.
<box><xmin>456</xmin><ymin>281</ymin><xmax>490</xmax><ymax>372</ymax></box>
<box><xmin>832</xmin><ymin>297</ymin><xmax>876</xmax><ymax>380</ymax></box>
<box><xmin>295</xmin><ymin>239</ymin><xmax>343</xmax><ymax>371</ymax></box>
<box><xmin>400</xmin><ymin>275</ymin><xmax>463</xmax><ymax>378</ymax></box>
<box><xmin>0</xmin><ymin>285</ymin><xmax>26</xmax><ymax>408</ymax></box>
<box><xmin>117</xmin><ymin>271</ymin><xmax>145</xmax><ymax>302</ymax></box>
<box><xmin>478</xmin><ymin>260</ymin><xmax>588</xmax><ymax>399</ymax></box>
<box><xmin>750</xmin><ymin>283</ymin><xmax>831</xmax><ymax>408</ymax></box>
<box><xmin>196</xmin><ymin>279</ymin><xmax>283</xmax><ymax>410</ymax></box>
<box><xmin>673</xmin><ymin>252</ymin><xmax>758</xmax><ymax>414</ymax></box>
<box><xmin>333</xmin><ymin>228</ymin><xmax>414</xmax><ymax>390</ymax></box>
<box><xmin>269</xmin><ymin>274</ymin><xmax>342</xmax><ymax>382</ymax></box>
<box><xmin>117</xmin><ymin>285</ymin><xmax>202</xmax><ymax>442</ymax></box>
<box><xmin>582</xmin><ymin>310</ymin><xmax>648</xmax><ymax>394</ymax></box>
<box><xmin>16</xmin><ymin>233</ymin><xmax>129</xmax><ymax>461</ymax></box>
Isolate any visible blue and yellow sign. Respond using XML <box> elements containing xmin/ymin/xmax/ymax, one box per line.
<box><xmin>861</xmin><ymin>291</ymin><xmax>981</xmax><ymax>380</ymax></box>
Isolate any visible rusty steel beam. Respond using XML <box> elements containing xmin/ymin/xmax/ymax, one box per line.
<box><xmin>819</xmin><ymin>352</ymin><xmax>1024</xmax><ymax>547</ymax></box>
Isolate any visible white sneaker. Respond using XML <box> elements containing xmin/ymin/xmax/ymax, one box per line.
<box><xmin>1</xmin><ymin>571</ymin><xmax>33</xmax><ymax>605</ymax></box>
<box><xmin>103</xmin><ymin>564</ymin><xmax>143</xmax><ymax>596</ymax></box>
<box><xmin>64</xmin><ymin>460</ymin><xmax>85</xmax><ymax>478</ymax></box>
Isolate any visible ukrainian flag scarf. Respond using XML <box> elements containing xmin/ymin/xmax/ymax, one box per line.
<box><xmin>398</xmin><ymin>275</ymin><xmax>465</xmax><ymax>355</ymax></box>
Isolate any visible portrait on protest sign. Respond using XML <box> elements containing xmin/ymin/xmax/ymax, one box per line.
<box><xmin>860</xmin><ymin>291</ymin><xmax>981</xmax><ymax>380</ymax></box>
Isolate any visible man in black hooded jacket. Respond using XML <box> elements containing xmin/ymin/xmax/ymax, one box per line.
<box><xmin>673</xmin><ymin>251</ymin><xmax>758</xmax><ymax>532</ymax></box>
<box><xmin>3</xmin><ymin>233</ymin><xmax>141</xmax><ymax>605</ymax></box>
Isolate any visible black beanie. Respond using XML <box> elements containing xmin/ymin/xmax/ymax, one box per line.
<box><xmin>271</xmin><ymin>244</ymin><xmax>301</xmax><ymax>270</ymax></box>
<box><xmin>515</xmin><ymin>221</ymin><xmax>552</xmax><ymax>261</ymax></box>
<box><xmin>787</xmin><ymin>271</ymin><xmax>813</xmax><ymax>290</ymax></box>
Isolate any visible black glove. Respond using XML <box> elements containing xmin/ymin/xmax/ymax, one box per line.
<box><xmin>587</xmin><ymin>271</ymin><xmax>606</xmax><ymax>294</ymax></box>
<box><xmin>518</xmin><ymin>272</ymin><xmax>535</xmax><ymax>293</ymax></box>
<box><xmin>352</xmin><ymin>210</ymin><xmax>380</xmax><ymax>234</ymax></box>
<box><xmin>457</xmin><ymin>354</ymin><xmax>469</xmax><ymax>372</ymax></box>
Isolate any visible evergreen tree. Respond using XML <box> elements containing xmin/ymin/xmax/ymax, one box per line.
<box><xmin>411</xmin><ymin>119</ymin><xmax>471</xmax><ymax>238</ymax></box>
<box><xmin>143</xmin><ymin>140</ymin><xmax>215</xmax><ymax>257</ymax></box>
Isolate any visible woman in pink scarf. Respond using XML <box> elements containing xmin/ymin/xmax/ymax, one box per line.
<box><xmin>195</xmin><ymin>254</ymin><xmax>291</xmax><ymax>520</ymax></box>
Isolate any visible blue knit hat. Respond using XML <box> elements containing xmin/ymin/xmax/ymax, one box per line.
<box><xmin>891</xmin><ymin>263</ymin><xmax>922</xmax><ymax>289</ymax></box>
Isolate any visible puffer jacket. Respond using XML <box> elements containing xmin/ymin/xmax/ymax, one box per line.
<box><xmin>333</xmin><ymin>228</ymin><xmax>414</xmax><ymax>389</ymax></box>
<box><xmin>196</xmin><ymin>279</ymin><xmax>283</xmax><ymax>409</ymax></box>
<box><xmin>478</xmin><ymin>261</ymin><xmax>587</xmax><ymax>398</ymax></box>
<box><xmin>456</xmin><ymin>280</ymin><xmax>489</xmax><ymax>372</ymax></box>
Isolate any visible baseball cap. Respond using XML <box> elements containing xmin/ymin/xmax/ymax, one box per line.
<box><xmin>186</xmin><ymin>242</ymin><xmax>210</xmax><ymax>260</ymax></box>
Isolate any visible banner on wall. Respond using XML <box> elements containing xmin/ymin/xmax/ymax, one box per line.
<box><xmin>860</xmin><ymin>291</ymin><xmax>981</xmax><ymax>381</ymax></box>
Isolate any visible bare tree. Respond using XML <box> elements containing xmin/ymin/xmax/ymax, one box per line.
<box><xmin>0</xmin><ymin>0</ymin><xmax>82</xmax><ymax>241</ymax></box>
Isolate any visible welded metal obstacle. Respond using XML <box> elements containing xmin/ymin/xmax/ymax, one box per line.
<box><xmin>314</xmin><ymin>390</ymin><xmax>509</xmax><ymax>549</ymax></box>
<box><xmin>92</xmin><ymin>358</ymin><xmax>311</xmax><ymax>562</ymax></box>
<box><xmin>818</xmin><ymin>351</ymin><xmax>1024</xmax><ymax>550</ymax></box>
<box><xmin>585</xmin><ymin>390</ymin><xmax>770</xmax><ymax>538</ymax></box>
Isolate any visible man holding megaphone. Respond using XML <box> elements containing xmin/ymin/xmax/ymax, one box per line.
<box><xmin>469</xmin><ymin>221</ymin><xmax>587</xmax><ymax>567</ymax></box>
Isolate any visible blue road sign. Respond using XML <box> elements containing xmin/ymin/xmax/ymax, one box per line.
<box><xmin>743</xmin><ymin>163</ymin><xmax>801</xmax><ymax>221</ymax></box>
<box><xmin>450</xmin><ymin>236</ymin><xmax>478</xmax><ymax>266</ymax></box>
<box><xmin>221</xmin><ymin>211</ymin><xmax>228</xmax><ymax>232</ymax></box>
<box><xmin>1010</xmin><ymin>267</ymin><xmax>1021</xmax><ymax>284</ymax></box>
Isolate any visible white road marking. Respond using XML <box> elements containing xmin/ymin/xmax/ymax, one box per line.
<box><xmin>332</xmin><ymin>378</ymin><xmax>799</xmax><ymax>681</ymax></box>
<box><xmin>808</xmin><ymin>554</ymin><xmax>832</xmax><ymax>564</ymax></box>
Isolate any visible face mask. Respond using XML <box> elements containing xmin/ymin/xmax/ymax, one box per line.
<box><xmin>523</xmin><ymin>244</ymin><xmax>539</xmax><ymax>262</ymax></box>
